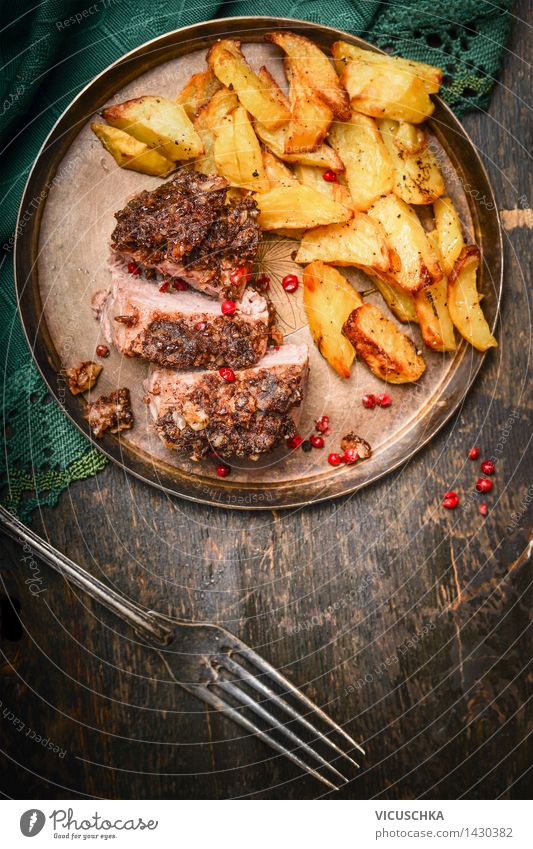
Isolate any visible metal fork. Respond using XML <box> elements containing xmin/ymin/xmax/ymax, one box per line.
<box><xmin>0</xmin><ymin>505</ymin><xmax>364</xmax><ymax>789</ymax></box>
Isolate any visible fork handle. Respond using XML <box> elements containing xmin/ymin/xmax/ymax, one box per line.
<box><xmin>0</xmin><ymin>505</ymin><xmax>175</xmax><ymax>647</ymax></box>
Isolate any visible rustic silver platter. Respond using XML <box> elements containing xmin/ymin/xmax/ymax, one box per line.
<box><xmin>15</xmin><ymin>16</ymin><xmax>502</xmax><ymax>510</ymax></box>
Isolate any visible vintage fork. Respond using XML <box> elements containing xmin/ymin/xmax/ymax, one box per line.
<box><xmin>0</xmin><ymin>505</ymin><xmax>364</xmax><ymax>789</ymax></box>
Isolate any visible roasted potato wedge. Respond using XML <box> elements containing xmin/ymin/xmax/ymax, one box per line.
<box><xmin>413</xmin><ymin>229</ymin><xmax>456</xmax><ymax>350</ymax></box>
<box><xmin>207</xmin><ymin>40</ymin><xmax>290</xmax><ymax>129</ymax></box>
<box><xmin>378</xmin><ymin>119</ymin><xmax>444</xmax><ymax>204</ymax></box>
<box><xmin>328</xmin><ymin>114</ymin><xmax>394</xmax><ymax>210</ymax></box>
<box><xmin>294</xmin><ymin>164</ymin><xmax>353</xmax><ymax>207</ymax></box>
<box><xmin>102</xmin><ymin>96</ymin><xmax>203</xmax><ymax>162</ymax></box>
<box><xmin>201</xmin><ymin>88</ymin><xmax>239</xmax><ymax>132</ymax></box>
<box><xmin>284</xmin><ymin>59</ymin><xmax>333</xmax><ymax>153</ymax></box>
<box><xmin>331</xmin><ymin>42</ymin><xmax>442</xmax><ymax>94</ymax></box>
<box><xmin>393</xmin><ymin>121</ymin><xmax>428</xmax><ymax>154</ymax></box>
<box><xmin>255</xmin><ymin>185</ymin><xmax>352</xmax><ymax>230</ymax></box>
<box><xmin>91</xmin><ymin>123</ymin><xmax>175</xmax><ymax>176</ymax></box>
<box><xmin>266</xmin><ymin>31</ymin><xmax>351</xmax><ymax>120</ymax></box>
<box><xmin>368</xmin><ymin>195</ymin><xmax>442</xmax><ymax>293</ymax></box>
<box><xmin>262</xmin><ymin>150</ymin><xmax>299</xmax><ymax>188</ymax></box>
<box><xmin>214</xmin><ymin>106</ymin><xmax>269</xmax><ymax>192</ymax></box>
<box><xmin>448</xmin><ymin>246</ymin><xmax>497</xmax><ymax>351</ymax></box>
<box><xmin>343</xmin><ymin>304</ymin><xmax>426</xmax><ymax>383</ymax></box>
<box><xmin>370</xmin><ymin>275</ymin><xmax>418</xmax><ymax>323</ymax></box>
<box><xmin>414</xmin><ymin>280</ymin><xmax>456</xmax><ymax>351</ymax></box>
<box><xmin>191</xmin><ymin>108</ymin><xmax>217</xmax><ymax>174</ymax></box>
<box><xmin>295</xmin><ymin>213</ymin><xmax>391</xmax><ymax>274</ymax></box>
<box><xmin>303</xmin><ymin>262</ymin><xmax>363</xmax><ymax>377</ymax></box>
<box><xmin>254</xmin><ymin>120</ymin><xmax>344</xmax><ymax>171</ymax></box>
<box><xmin>340</xmin><ymin>61</ymin><xmax>434</xmax><ymax>124</ymax></box>
<box><xmin>433</xmin><ymin>196</ymin><xmax>466</xmax><ymax>275</ymax></box>
<box><xmin>176</xmin><ymin>69</ymin><xmax>222</xmax><ymax>118</ymax></box>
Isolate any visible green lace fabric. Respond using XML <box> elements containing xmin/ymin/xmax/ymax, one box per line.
<box><xmin>0</xmin><ymin>0</ymin><xmax>512</xmax><ymax>519</ymax></box>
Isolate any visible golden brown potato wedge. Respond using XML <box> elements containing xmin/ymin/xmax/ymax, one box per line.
<box><xmin>102</xmin><ymin>96</ymin><xmax>203</xmax><ymax>162</ymax></box>
<box><xmin>331</xmin><ymin>42</ymin><xmax>442</xmax><ymax>94</ymax></box>
<box><xmin>175</xmin><ymin>69</ymin><xmax>222</xmax><ymax>118</ymax></box>
<box><xmin>214</xmin><ymin>106</ymin><xmax>269</xmax><ymax>192</ymax></box>
<box><xmin>448</xmin><ymin>246</ymin><xmax>497</xmax><ymax>351</ymax></box>
<box><xmin>340</xmin><ymin>61</ymin><xmax>434</xmax><ymax>123</ymax></box>
<box><xmin>328</xmin><ymin>114</ymin><xmax>394</xmax><ymax>211</ymax></box>
<box><xmin>191</xmin><ymin>108</ymin><xmax>217</xmax><ymax>174</ymax></box>
<box><xmin>303</xmin><ymin>261</ymin><xmax>364</xmax><ymax>377</ymax></box>
<box><xmin>255</xmin><ymin>185</ymin><xmax>352</xmax><ymax>230</ymax></box>
<box><xmin>343</xmin><ymin>303</ymin><xmax>426</xmax><ymax>383</ymax></box>
<box><xmin>207</xmin><ymin>40</ymin><xmax>290</xmax><ymax>129</ymax></box>
<box><xmin>201</xmin><ymin>88</ymin><xmax>239</xmax><ymax>132</ymax></box>
<box><xmin>393</xmin><ymin>121</ymin><xmax>428</xmax><ymax>154</ymax></box>
<box><xmin>266</xmin><ymin>31</ymin><xmax>351</xmax><ymax>120</ymax></box>
<box><xmin>262</xmin><ymin>150</ymin><xmax>299</xmax><ymax>188</ymax></box>
<box><xmin>378</xmin><ymin>119</ymin><xmax>444</xmax><ymax>204</ymax></box>
<box><xmin>284</xmin><ymin>59</ymin><xmax>333</xmax><ymax>153</ymax></box>
<box><xmin>91</xmin><ymin>123</ymin><xmax>175</xmax><ymax>176</ymax></box>
<box><xmin>413</xmin><ymin>229</ymin><xmax>456</xmax><ymax>350</ymax></box>
<box><xmin>295</xmin><ymin>213</ymin><xmax>391</xmax><ymax>274</ymax></box>
<box><xmin>370</xmin><ymin>275</ymin><xmax>418</xmax><ymax>323</ymax></box>
<box><xmin>433</xmin><ymin>196</ymin><xmax>466</xmax><ymax>275</ymax></box>
<box><xmin>293</xmin><ymin>164</ymin><xmax>353</xmax><ymax>207</ymax></box>
<box><xmin>414</xmin><ymin>280</ymin><xmax>456</xmax><ymax>351</ymax></box>
<box><xmin>254</xmin><ymin>120</ymin><xmax>344</xmax><ymax>171</ymax></box>
<box><xmin>368</xmin><ymin>195</ymin><xmax>442</xmax><ymax>293</ymax></box>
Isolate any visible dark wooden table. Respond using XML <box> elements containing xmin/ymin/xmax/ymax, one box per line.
<box><xmin>1</xmin><ymin>17</ymin><xmax>531</xmax><ymax>801</ymax></box>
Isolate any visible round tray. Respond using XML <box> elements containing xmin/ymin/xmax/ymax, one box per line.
<box><xmin>15</xmin><ymin>16</ymin><xmax>502</xmax><ymax>510</ymax></box>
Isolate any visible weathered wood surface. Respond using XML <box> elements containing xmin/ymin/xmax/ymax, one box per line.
<box><xmin>0</xmin><ymin>15</ymin><xmax>531</xmax><ymax>800</ymax></box>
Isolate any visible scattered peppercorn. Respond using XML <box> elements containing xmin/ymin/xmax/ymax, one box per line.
<box><xmin>309</xmin><ymin>435</ymin><xmax>324</xmax><ymax>449</ymax></box>
<box><xmin>328</xmin><ymin>452</ymin><xmax>342</xmax><ymax>466</ymax></box>
<box><xmin>342</xmin><ymin>448</ymin><xmax>359</xmax><ymax>465</ymax></box>
<box><xmin>301</xmin><ymin>439</ymin><xmax>312</xmax><ymax>453</ymax></box>
<box><xmin>221</xmin><ymin>300</ymin><xmax>237</xmax><ymax>316</ymax></box>
<box><xmin>127</xmin><ymin>261</ymin><xmax>141</xmax><ymax>275</ymax></box>
<box><xmin>468</xmin><ymin>447</ymin><xmax>480</xmax><ymax>460</ymax></box>
<box><xmin>322</xmin><ymin>169</ymin><xmax>337</xmax><ymax>182</ymax></box>
<box><xmin>476</xmin><ymin>477</ymin><xmax>493</xmax><ymax>493</ymax></box>
<box><xmin>362</xmin><ymin>394</ymin><xmax>376</xmax><ymax>409</ymax></box>
<box><xmin>95</xmin><ymin>345</ymin><xmax>109</xmax><ymax>358</ymax></box>
<box><xmin>443</xmin><ymin>491</ymin><xmax>459</xmax><ymax>509</ymax></box>
<box><xmin>480</xmin><ymin>460</ymin><xmax>495</xmax><ymax>475</ymax></box>
<box><xmin>287</xmin><ymin>435</ymin><xmax>303</xmax><ymax>449</ymax></box>
<box><xmin>216</xmin><ymin>464</ymin><xmax>231</xmax><ymax>478</ymax></box>
<box><xmin>376</xmin><ymin>393</ymin><xmax>392</xmax><ymax>407</ymax></box>
<box><xmin>282</xmin><ymin>274</ymin><xmax>299</xmax><ymax>293</ymax></box>
<box><xmin>219</xmin><ymin>367</ymin><xmax>235</xmax><ymax>382</ymax></box>
<box><xmin>479</xmin><ymin>502</ymin><xmax>488</xmax><ymax>516</ymax></box>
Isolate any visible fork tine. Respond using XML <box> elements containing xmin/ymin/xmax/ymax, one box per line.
<box><xmin>221</xmin><ymin>654</ymin><xmax>360</xmax><ymax>767</ymax></box>
<box><xmin>235</xmin><ymin>643</ymin><xmax>365</xmax><ymax>755</ymax></box>
<box><xmin>191</xmin><ymin>684</ymin><xmax>341</xmax><ymax>791</ymax></box>
<box><xmin>217</xmin><ymin>678</ymin><xmax>349</xmax><ymax>783</ymax></box>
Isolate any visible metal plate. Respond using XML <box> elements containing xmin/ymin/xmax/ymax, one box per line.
<box><xmin>15</xmin><ymin>16</ymin><xmax>503</xmax><ymax>510</ymax></box>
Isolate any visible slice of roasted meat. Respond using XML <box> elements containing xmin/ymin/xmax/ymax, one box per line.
<box><xmin>110</xmin><ymin>170</ymin><xmax>260</xmax><ymax>300</ymax></box>
<box><xmin>93</xmin><ymin>263</ymin><xmax>270</xmax><ymax>370</ymax></box>
<box><xmin>145</xmin><ymin>344</ymin><xmax>309</xmax><ymax>460</ymax></box>
<box><xmin>85</xmin><ymin>388</ymin><xmax>133</xmax><ymax>438</ymax></box>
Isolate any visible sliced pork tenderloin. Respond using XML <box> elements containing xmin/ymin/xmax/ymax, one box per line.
<box><xmin>93</xmin><ymin>265</ymin><xmax>270</xmax><ymax>370</ymax></box>
<box><xmin>110</xmin><ymin>169</ymin><xmax>260</xmax><ymax>300</ymax></box>
<box><xmin>145</xmin><ymin>344</ymin><xmax>309</xmax><ymax>460</ymax></box>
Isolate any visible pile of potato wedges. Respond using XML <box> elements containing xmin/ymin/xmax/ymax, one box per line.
<box><xmin>92</xmin><ymin>31</ymin><xmax>497</xmax><ymax>385</ymax></box>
